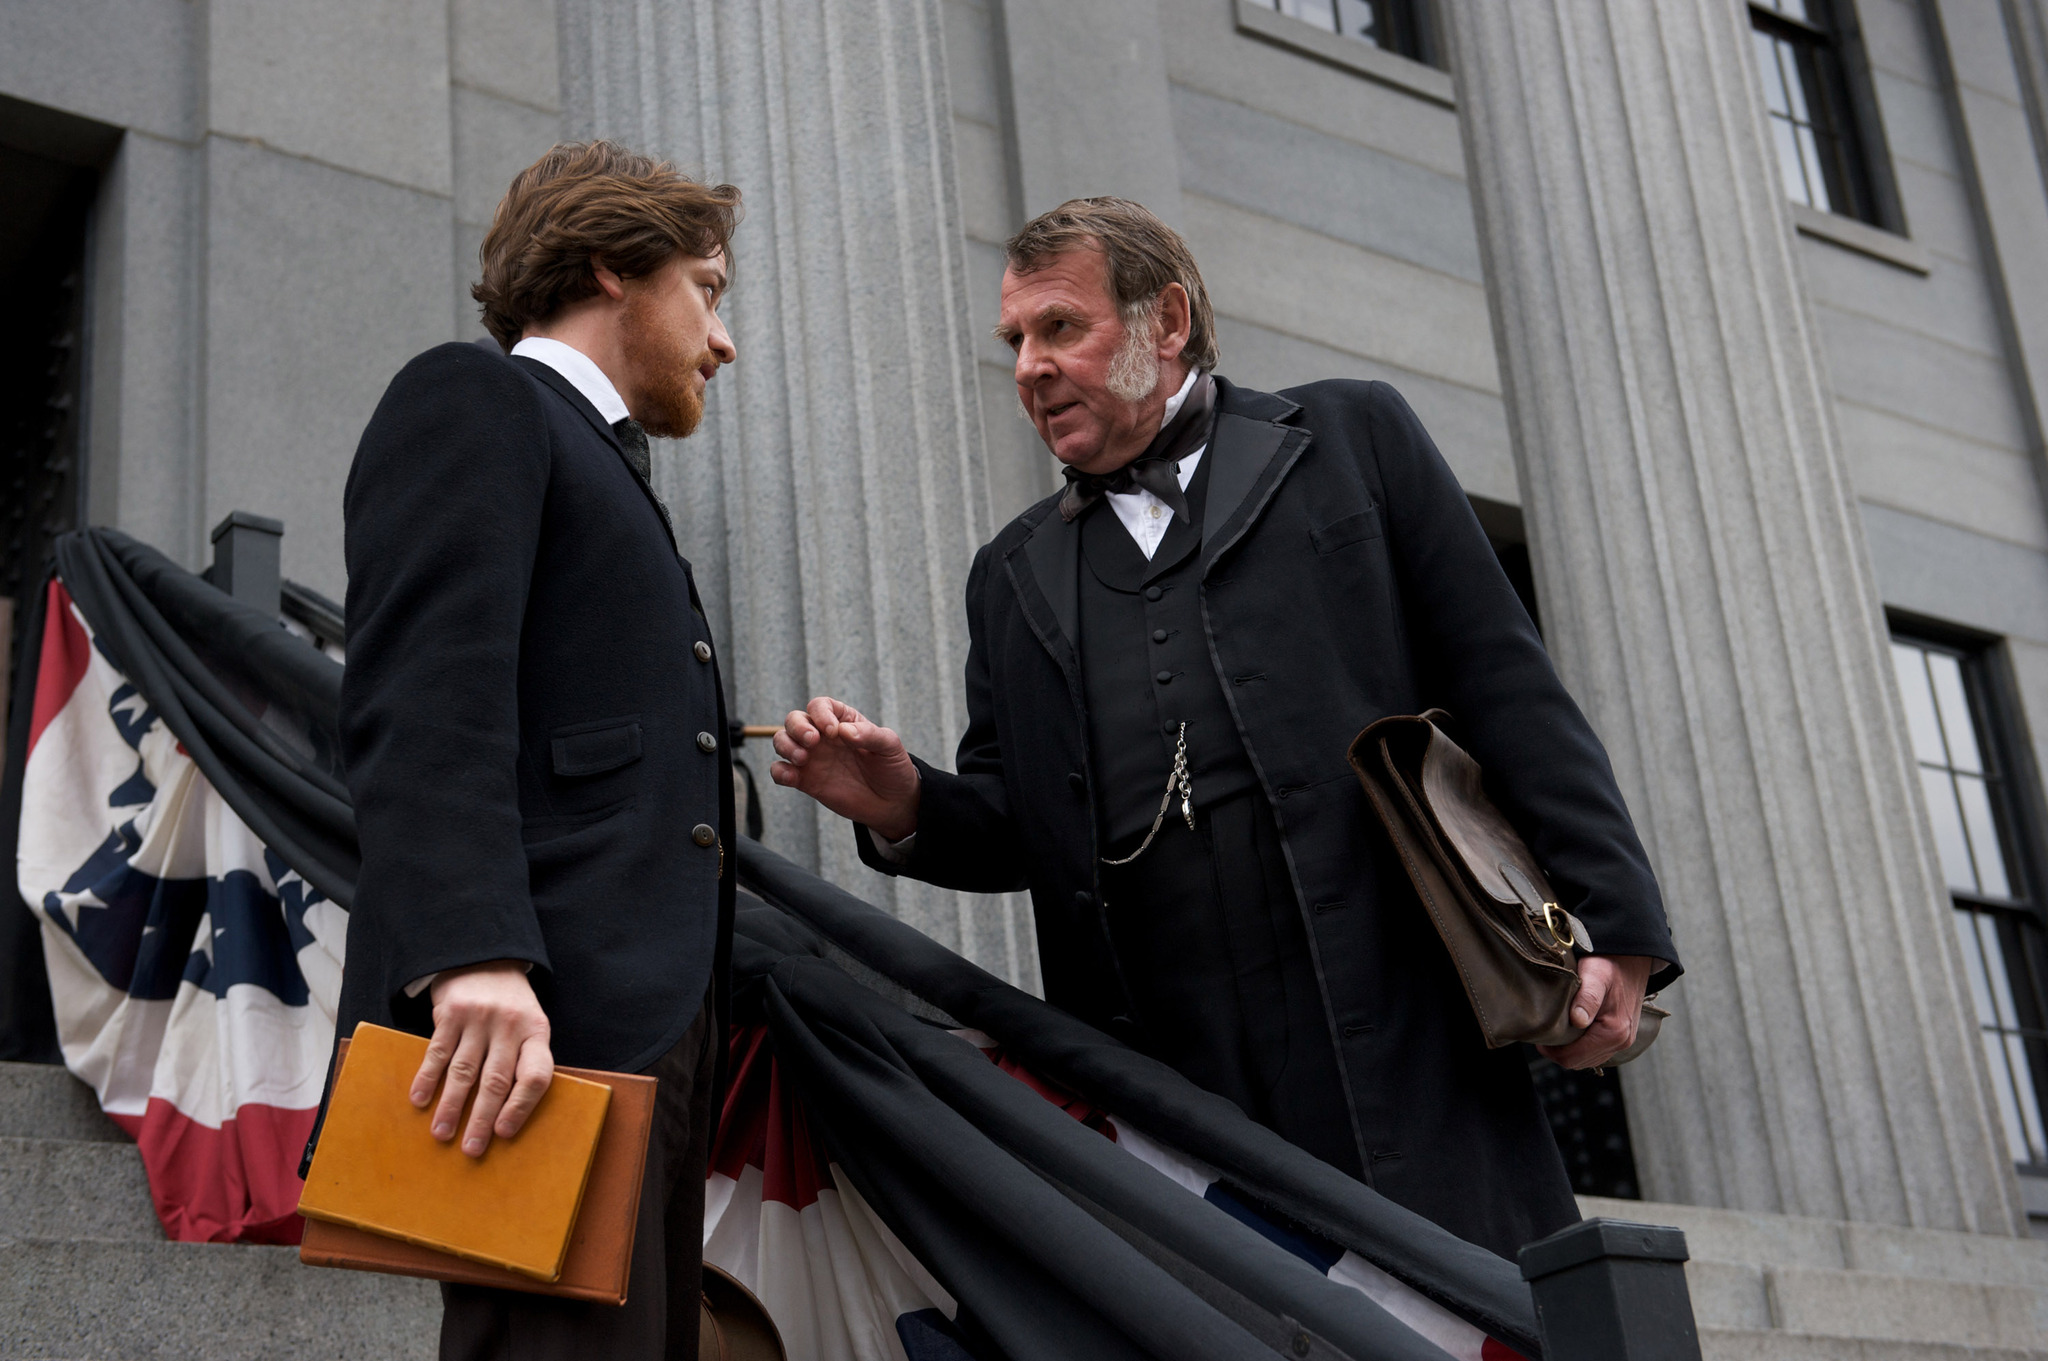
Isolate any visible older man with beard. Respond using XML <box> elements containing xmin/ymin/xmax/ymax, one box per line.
<box><xmin>333</xmin><ymin>141</ymin><xmax>739</xmax><ymax>1359</ymax></box>
<box><xmin>771</xmin><ymin>197</ymin><xmax>1680</xmax><ymax>1260</ymax></box>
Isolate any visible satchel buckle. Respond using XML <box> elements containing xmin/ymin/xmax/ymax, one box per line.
<box><xmin>1538</xmin><ymin>901</ymin><xmax>1575</xmax><ymax>953</ymax></box>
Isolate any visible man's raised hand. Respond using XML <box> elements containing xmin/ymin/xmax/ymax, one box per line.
<box><xmin>769</xmin><ymin>696</ymin><xmax>921</xmax><ymax>841</ymax></box>
<box><xmin>411</xmin><ymin>961</ymin><xmax>553</xmax><ymax>1156</ymax></box>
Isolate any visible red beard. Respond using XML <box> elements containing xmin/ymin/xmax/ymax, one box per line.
<box><xmin>622</xmin><ymin>290</ymin><xmax>713</xmax><ymax>439</ymax></box>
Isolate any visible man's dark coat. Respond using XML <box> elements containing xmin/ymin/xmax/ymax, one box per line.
<box><xmin>860</xmin><ymin>377</ymin><xmax>1680</xmax><ymax>1257</ymax></box>
<box><xmin>337</xmin><ymin>341</ymin><xmax>733</xmax><ymax>1075</ymax></box>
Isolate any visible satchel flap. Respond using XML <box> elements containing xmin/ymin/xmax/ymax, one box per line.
<box><xmin>1416</xmin><ymin>721</ymin><xmax>1560</xmax><ymax>911</ymax></box>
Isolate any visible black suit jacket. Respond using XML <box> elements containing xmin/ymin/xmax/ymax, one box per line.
<box><xmin>861</xmin><ymin>377</ymin><xmax>1679</xmax><ymax>1256</ymax></box>
<box><xmin>336</xmin><ymin>341</ymin><xmax>733</xmax><ymax>1075</ymax></box>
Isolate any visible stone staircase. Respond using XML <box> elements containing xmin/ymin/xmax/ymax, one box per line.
<box><xmin>8</xmin><ymin>1055</ymin><xmax>2045</xmax><ymax>1359</ymax></box>
<box><xmin>1582</xmin><ymin>1195</ymin><xmax>2048</xmax><ymax>1358</ymax></box>
<box><xmin>0</xmin><ymin>1061</ymin><xmax>437</xmax><ymax>1361</ymax></box>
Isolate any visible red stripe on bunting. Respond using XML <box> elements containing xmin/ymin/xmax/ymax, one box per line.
<box><xmin>28</xmin><ymin>579</ymin><xmax>91</xmax><ymax>758</ymax></box>
<box><xmin>110</xmin><ymin>1099</ymin><xmax>316</xmax><ymax>1245</ymax></box>
<box><xmin>712</xmin><ymin>1024</ymin><xmax>834</xmax><ymax>1211</ymax></box>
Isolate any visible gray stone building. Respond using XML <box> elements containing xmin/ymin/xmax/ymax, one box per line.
<box><xmin>7</xmin><ymin>0</ymin><xmax>2048</xmax><ymax>1353</ymax></box>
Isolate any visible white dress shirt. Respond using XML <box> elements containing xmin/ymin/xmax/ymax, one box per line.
<box><xmin>874</xmin><ymin>368</ymin><xmax>1209</xmax><ymax>864</ymax></box>
<box><xmin>403</xmin><ymin>337</ymin><xmax>618</xmax><ymax>1000</ymax></box>
<box><xmin>1105</xmin><ymin>367</ymin><xmax>1205</xmax><ymax>560</ymax></box>
<box><xmin>509</xmin><ymin>336</ymin><xmax>630</xmax><ymax>425</ymax></box>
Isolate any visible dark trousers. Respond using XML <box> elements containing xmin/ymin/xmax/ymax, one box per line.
<box><xmin>440</xmin><ymin>999</ymin><xmax>718</xmax><ymax>1361</ymax></box>
<box><xmin>1100</xmin><ymin>789</ymin><xmax>1363</xmax><ymax>1179</ymax></box>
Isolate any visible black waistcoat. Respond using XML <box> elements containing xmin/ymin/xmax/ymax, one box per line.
<box><xmin>1078</xmin><ymin>452</ymin><xmax>1259</xmax><ymax>845</ymax></box>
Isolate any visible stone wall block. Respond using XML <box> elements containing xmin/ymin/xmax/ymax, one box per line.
<box><xmin>1446</xmin><ymin>0</ymin><xmax>2021</xmax><ymax>1233</ymax></box>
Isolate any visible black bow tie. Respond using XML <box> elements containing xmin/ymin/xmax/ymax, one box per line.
<box><xmin>1058</xmin><ymin>372</ymin><xmax>1216</xmax><ymax>524</ymax></box>
<box><xmin>612</xmin><ymin>417</ymin><xmax>653</xmax><ymax>484</ymax></box>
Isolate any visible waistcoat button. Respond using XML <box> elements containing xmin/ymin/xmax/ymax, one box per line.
<box><xmin>694</xmin><ymin>640</ymin><xmax>712</xmax><ymax>663</ymax></box>
<box><xmin>1154</xmin><ymin>670</ymin><xmax>1173</xmax><ymax>684</ymax></box>
<box><xmin>1067</xmin><ymin>771</ymin><xmax>1086</xmax><ymax>793</ymax></box>
<box><xmin>691</xmin><ymin>823</ymin><xmax>717</xmax><ymax>847</ymax></box>
<box><xmin>1073</xmin><ymin>890</ymin><xmax>1094</xmax><ymax>910</ymax></box>
<box><xmin>1145</xmin><ymin>586</ymin><xmax>1163</xmax><ymax>602</ymax></box>
<box><xmin>1151</xmin><ymin>629</ymin><xmax>1168</xmax><ymax>644</ymax></box>
<box><xmin>696</xmin><ymin>731</ymin><xmax>718</xmax><ymax>753</ymax></box>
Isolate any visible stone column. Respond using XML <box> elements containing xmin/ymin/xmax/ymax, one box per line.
<box><xmin>556</xmin><ymin>0</ymin><xmax>1040</xmax><ymax>988</ymax></box>
<box><xmin>1444</xmin><ymin>2</ymin><xmax>2022</xmax><ymax>1232</ymax></box>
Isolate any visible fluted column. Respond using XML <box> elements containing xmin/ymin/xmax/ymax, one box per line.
<box><xmin>557</xmin><ymin>0</ymin><xmax>1039</xmax><ymax>988</ymax></box>
<box><xmin>1446</xmin><ymin>2</ymin><xmax>2022</xmax><ymax>1232</ymax></box>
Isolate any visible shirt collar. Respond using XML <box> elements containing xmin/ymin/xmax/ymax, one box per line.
<box><xmin>510</xmin><ymin>336</ymin><xmax>631</xmax><ymax>425</ymax></box>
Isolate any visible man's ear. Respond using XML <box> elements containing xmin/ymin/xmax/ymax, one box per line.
<box><xmin>591</xmin><ymin>260</ymin><xmax>628</xmax><ymax>302</ymax></box>
<box><xmin>1155</xmin><ymin>283</ymin><xmax>1193</xmax><ymax>361</ymax></box>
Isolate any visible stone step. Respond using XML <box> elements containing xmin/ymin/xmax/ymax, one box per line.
<box><xmin>0</xmin><ymin>1063</ymin><xmax>128</xmax><ymax>1144</ymax></box>
<box><xmin>0</xmin><ymin>1137</ymin><xmax>159</xmax><ymax>1242</ymax></box>
<box><xmin>0</xmin><ymin>1236</ymin><xmax>439</xmax><ymax>1361</ymax></box>
<box><xmin>1702</xmin><ymin>1327</ymin><xmax>2044</xmax><ymax>1359</ymax></box>
<box><xmin>1685</xmin><ymin>1256</ymin><xmax>2048</xmax><ymax>1349</ymax></box>
<box><xmin>1581</xmin><ymin>1194</ymin><xmax>2048</xmax><ymax>1289</ymax></box>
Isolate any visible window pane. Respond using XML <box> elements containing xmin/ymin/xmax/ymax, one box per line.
<box><xmin>2006</xmin><ymin>1032</ymin><xmax>2048</xmax><ymax>1161</ymax></box>
<box><xmin>1984</xmin><ymin>1030</ymin><xmax>2035</xmax><ymax>1165</ymax></box>
<box><xmin>1770</xmin><ymin>117</ymin><xmax>1810</xmax><ymax>205</ymax></box>
<box><xmin>1755</xmin><ymin>31</ymin><xmax>1793</xmax><ymax>115</ymax></box>
<box><xmin>1893</xmin><ymin>643</ymin><xmax>1949</xmax><ymax>766</ymax></box>
<box><xmin>1923</xmin><ymin>767</ymin><xmax>1981</xmax><ymax>892</ymax></box>
<box><xmin>1957</xmin><ymin>774</ymin><xmax>2014</xmax><ymax>900</ymax></box>
<box><xmin>1793</xmin><ymin>124</ymin><xmax>1832</xmax><ymax>213</ymax></box>
<box><xmin>1927</xmin><ymin>651</ymin><xmax>1984</xmax><ymax>774</ymax></box>
<box><xmin>1286</xmin><ymin>0</ymin><xmax>1339</xmax><ymax>32</ymax></box>
<box><xmin>1956</xmin><ymin>907</ymin><xmax>2000</xmax><ymax>1027</ymax></box>
<box><xmin>1781</xmin><ymin>44</ymin><xmax>1816</xmax><ymax>124</ymax></box>
<box><xmin>1978</xmin><ymin>911</ymin><xmax>2024</xmax><ymax>1028</ymax></box>
<box><xmin>1334</xmin><ymin>0</ymin><xmax>1379</xmax><ymax>42</ymax></box>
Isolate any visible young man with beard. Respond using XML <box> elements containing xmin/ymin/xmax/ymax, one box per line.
<box><xmin>335</xmin><ymin>141</ymin><xmax>738</xmax><ymax>1360</ymax></box>
<box><xmin>771</xmin><ymin>197</ymin><xmax>1680</xmax><ymax>1260</ymax></box>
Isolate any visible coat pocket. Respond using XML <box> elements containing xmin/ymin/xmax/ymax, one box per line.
<box><xmin>1310</xmin><ymin>505</ymin><xmax>1384</xmax><ymax>554</ymax></box>
<box><xmin>549</xmin><ymin>716</ymin><xmax>643</xmax><ymax>776</ymax></box>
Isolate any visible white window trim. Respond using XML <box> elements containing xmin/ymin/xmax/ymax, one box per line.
<box><xmin>1232</xmin><ymin>0</ymin><xmax>1455</xmax><ymax>109</ymax></box>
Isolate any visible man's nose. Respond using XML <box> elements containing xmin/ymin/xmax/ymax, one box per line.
<box><xmin>708</xmin><ymin>313</ymin><xmax>736</xmax><ymax>365</ymax></box>
<box><xmin>1013</xmin><ymin>339</ymin><xmax>1054</xmax><ymax>387</ymax></box>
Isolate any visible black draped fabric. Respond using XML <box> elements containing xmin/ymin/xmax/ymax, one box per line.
<box><xmin>1</xmin><ymin>526</ymin><xmax>1542</xmax><ymax>1359</ymax></box>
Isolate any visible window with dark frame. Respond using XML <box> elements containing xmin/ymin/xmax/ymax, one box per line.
<box><xmin>1891</xmin><ymin>629</ymin><xmax>2048</xmax><ymax>1172</ymax></box>
<box><xmin>1243</xmin><ymin>0</ymin><xmax>1439</xmax><ymax>68</ymax></box>
<box><xmin>1749</xmin><ymin>0</ymin><xmax>1898</xmax><ymax>229</ymax></box>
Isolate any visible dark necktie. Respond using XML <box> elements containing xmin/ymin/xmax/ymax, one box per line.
<box><xmin>1058</xmin><ymin>371</ymin><xmax>1217</xmax><ymax>524</ymax></box>
<box><xmin>612</xmin><ymin>417</ymin><xmax>653</xmax><ymax>484</ymax></box>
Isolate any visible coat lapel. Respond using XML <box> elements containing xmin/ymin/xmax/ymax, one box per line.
<box><xmin>510</xmin><ymin>354</ymin><xmax>682</xmax><ymax>556</ymax></box>
<box><xmin>1006</xmin><ymin>503</ymin><xmax>1081</xmax><ymax>683</ymax></box>
<box><xmin>1200</xmin><ymin>377</ymin><xmax>1309</xmax><ymax>575</ymax></box>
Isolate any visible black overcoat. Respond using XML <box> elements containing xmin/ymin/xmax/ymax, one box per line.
<box><xmin>859</xmin><ymin>377</ymin><xmax>1680</xmax><ymax>1257</ymax></box>
<box><xmin>336</xmin><ymin>341</ymin><xmax>734</xmax><ymax>1076</ymax></box>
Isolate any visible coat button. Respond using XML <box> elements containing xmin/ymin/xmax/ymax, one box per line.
<box><xmin>692</xmin><ymin>823</ymin><xmax>717</xmax><ymax>847</ymax></box>
<box><xmin>1073</xmin><ymin>890</ymin><xmax>1094</xmax><ymax>910</ymax></box>
<box><xmin>694</xmin><ymin>640</ymin><xmax>712</xmax><ymax>663</ymax></box>
<box><xmin>1155</xmin><ymin>670</ymin><xmax>1173</xmax><ymax>685</ymax></box>
<box><xmin>1151</xmin><ymin>629</ymin><xmax>1168</xmax><ymax>644</ymax></box>
<box><xmin>697</xmin><ymin>731</ymin><xmax>718</xmax><ymax>753</ymax></box>
<box><xmin>1145</xmin><ymin>586</ymin><xmax>1163</xmax><ymax>602</ymax></box>
<box><xmin>1067</xmin><ymin>772</ymin><xmax>1086</xmax><ymax>793</ymax></box>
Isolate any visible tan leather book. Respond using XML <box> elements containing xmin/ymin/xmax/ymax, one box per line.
<box><xmin>299</xmin><ymin>1024</ymin><xmax>636</xmax><ymax>1289</ymax></box>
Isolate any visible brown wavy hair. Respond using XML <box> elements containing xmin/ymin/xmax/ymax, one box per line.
<box><xmin>472</xmin><ymin>141</ymin><xmax>742</xmax><ymax>350</ymax></box>
<box><xmin>1003</xmin><ymin>197</ymin><xmax>1218</xmax><ymax>371</ymax></box>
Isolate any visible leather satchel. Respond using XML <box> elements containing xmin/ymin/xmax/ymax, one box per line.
<box><xmin>1347</xmin><ymin>710</ymin><xmax>1665</xmax><ymax>1060</ymax></box>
